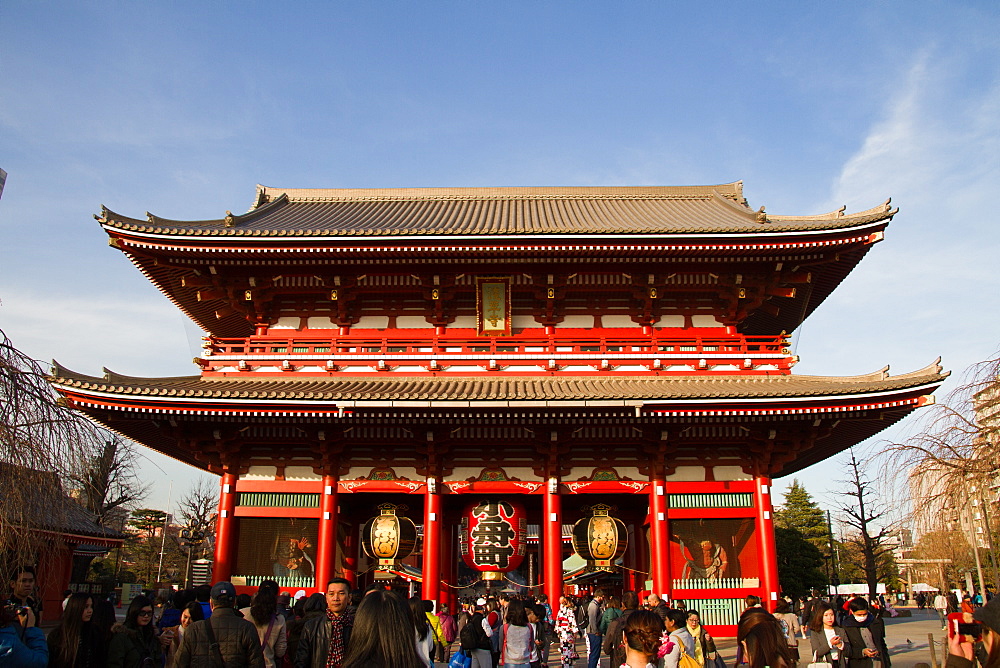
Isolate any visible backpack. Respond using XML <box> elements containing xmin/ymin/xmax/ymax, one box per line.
<box><xmin>460</xmin><ymin>618</ymin><xmax>479</xmax><ymax>651</ymax></box>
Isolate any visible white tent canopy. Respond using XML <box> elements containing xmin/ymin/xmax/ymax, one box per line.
<box><xmin>912</xmin><ymin>583</ymin><xmax>940</xmax><ymax>592</ymax></box>
<box><xmin>829</xmin><ymin>583</ymin><xmax>888</xmax><ymax>595</ymax></box>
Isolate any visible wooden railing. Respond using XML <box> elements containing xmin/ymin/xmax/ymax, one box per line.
<box><xmin>205</xmin><ymin>333</ymin><xmax>789</xmax><ymax>359</ymax></box>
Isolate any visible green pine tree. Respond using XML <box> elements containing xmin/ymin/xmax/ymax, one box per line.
<box><xmin>775</xmin><ymin>481</ymin><xmax>833</xmax><ymax>593</ymax></box>
<box><xmin>775</xmin><ymin>479</ymin><xmax>831</xmax><ymax>553</ymax></box>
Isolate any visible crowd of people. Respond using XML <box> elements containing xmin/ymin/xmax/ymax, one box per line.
<box><xmin>4</xmin><ymin>565</ymin><xmax>1000</xmax><ymax>668</ymax></box>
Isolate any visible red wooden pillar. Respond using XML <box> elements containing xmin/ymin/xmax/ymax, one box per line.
<box><xmin>213</xmin><ymin>472</ymin><xmax>238</xmax><ymax>582</ymax></box>
<box><xmin>423</xmin><ymin>480</ymin><xmax>442</xmax><ymax>603</ymax></box>
<box><xmin>755</xmin><ymin>475</ymin><xmax>780</xmax><ymax>609</ymax></box>
<box><xmin>315</xmin><ymin>474</ymin><xmax>339</xmax><ymax>590</ymax></box>
<box><xmin>648</xmin><ymin>476</ymin><xmax>671</xmax><ymax>598</ymax></box>
<box><xmin>543</xmin><ymin>478</ymin><xmax>563</xmax><ymax>604</ymax></box>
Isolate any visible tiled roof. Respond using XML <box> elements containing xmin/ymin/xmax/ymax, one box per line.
<box><xmin>98</xmin><ymin>183</ymin><xmax>896</xmax><ymax>238</ymax></box>
<box><xmin>2</xmin><ymin>467</ymin><xmax>126</xmax><ymax>542</ymax></box>
<box><xmin>50</xmin><ymin>360</ymin><xmax>945</xmax><ymax>403</ymax></box>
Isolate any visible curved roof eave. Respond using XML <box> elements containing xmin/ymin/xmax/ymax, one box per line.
<box><xmin>47</xmin><ymin>360</ymin><xmax>947</xmax><ymax>405</ymax></box>
<box><xmin>95</xmin><ymin>184</ymin><xmax>896</xmax><ymax>240</ymax></box>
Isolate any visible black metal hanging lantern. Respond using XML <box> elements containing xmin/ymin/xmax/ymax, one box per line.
<box><xmin>361</xmin><ymin>503</ymin><xmax>418</xmax><ymax>567</ymax></box>
<box><xmin>571</xmin><ymin>503</ymin><xmax>627</xmax><ymax>571</ymax></box>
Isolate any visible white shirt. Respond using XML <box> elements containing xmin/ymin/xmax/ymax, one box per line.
<box><xmin>823</xmin><ymin>628</ymin><xmax>841</xmax><ymax>659</ymax></box>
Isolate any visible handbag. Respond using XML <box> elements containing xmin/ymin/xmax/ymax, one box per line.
<box><xmin>448</xmin><ymin>649</ymin><xmax>472</xmax><ymax>668</ymax></box>
<box><xmin>678</xmin><ymin>643</ymin><xmax>700</xmax><ymax>668</ymax></box>
<box><xmin>807</xmin><ymin>649</ymin><xmax>833</xmax><ymax>668</ymax></box>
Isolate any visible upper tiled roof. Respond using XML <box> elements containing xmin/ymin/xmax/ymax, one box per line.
<box><xmin>98</xmin><ymin>182</ymin><xmax>896</xmax><ymax>238</ymax></box>
<box><xmin>50</xmin><ymin>360</ymin><xmax>945</xmax><ymax>403</ymax></box>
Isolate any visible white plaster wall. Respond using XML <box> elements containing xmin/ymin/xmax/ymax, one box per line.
<box><xmin>712</xmin><ymin>466</ymin><xmax>753</xmax><ymax>481</ymax></box>
<box><xmin>354</xmin><ymin>315</ymin><xmax>390</xmax><ymax>329</ymax></box>
<box><xmin>666</xmin><ymin>466</ymin><xmax>707</xmax><ymax>481</ymax></box>
<box><xmin>396</xmin><ymin>316</ymin><xmax>434</xmax><ymax>328</ymax></box>
<box><xmin>691</xmin><ymin>315</ymin><xmax>722</xmax><ymax>327</ymax></box>
<box><xmin>285</xmin><ymin>466</ymin><xmax>322</xmax><ymax>481</ymax></box>
<box><xmin>307</xmin><ymin>317</ymin><xmax>336</xmax><ymax>329</ymax></box>
<box><xmin>657</xmin><ymin>315</ymin><xmax>685</xmax><ymax>327</ymax></box>
<box><xmin>602</xmin><ymin>315</ymin><xmax>638</xmax><ymax>328</ymax></box>
<box><xmin>558</xmin><ymin>315</ymin><xmax>594</xmax><ymax>328</ymax></box>
<box><xmin>271</xmin><ymin>317</ymin><xmax>301</xmax><ymax>330</ymax></box>
<box><xmin>242</xmin><ymin>466</ymin><xmax>278</xmax><ymax>480</ymax></box>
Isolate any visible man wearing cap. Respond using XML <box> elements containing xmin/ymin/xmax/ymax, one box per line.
<box><xmin>173</xmin><ymin>581</ymin><xmax>265</xmax><ymax>667</ymax></box>
<box><xmin>295</xmin><ymin>577</ymin><xmax>355</xmax><ymax>668</ymax></box>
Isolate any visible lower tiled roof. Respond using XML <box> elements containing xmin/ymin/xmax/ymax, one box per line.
<box><xmin>50</xmin><ymin>361</ymin><xmax>946</xmax><ymax>403</ymax></box>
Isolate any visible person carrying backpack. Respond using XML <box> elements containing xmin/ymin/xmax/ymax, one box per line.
<box><xmin>459</xmin><ymin>599</ymin><xmax>493</xmax><ymax>668</ymax></box>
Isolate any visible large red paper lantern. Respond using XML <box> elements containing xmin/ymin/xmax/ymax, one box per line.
<box><xmin>460</xmin><ymin>499</ymin><xmax>527</xmax><ymax>580</ymax></box>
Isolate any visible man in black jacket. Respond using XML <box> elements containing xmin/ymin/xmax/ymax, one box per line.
<box><xmin>295</xmin><ymin>578</ymin><xmax>354</xmax><ymax>668</ymax></box>
<box><xmin>173</xmin><ymin>581</ymin><xmax>264</xmax><ymax>667</ymax></box>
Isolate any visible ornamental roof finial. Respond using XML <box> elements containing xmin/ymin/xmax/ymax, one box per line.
<box><xmin>224</xmin><ymin>211</ymin><xmax>236</xmax><ymax>227</ymax></box>
<box><xmin>755</xmin><ymin>206</ymin><xmax>768</xmax><ymax>224</ymax></box>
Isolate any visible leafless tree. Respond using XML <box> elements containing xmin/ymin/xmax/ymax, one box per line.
<box><xmin>69</xmin><ymin>435</ymin><xmax>150</xmax><ymax>526</ymax></box>
<box><xmin>884</xmin><ymin>354</ymin><xmax>1000</xmax><ymax>589</ymax></box>
<box><xmin>0</xmin><ymin>327</ymin><xmax>94</xmax><ymax>567</ymax></box>
<box><xmin>174</xmin><ymin>478</ymin><xmax>217</xmax><ymax>585</ymax></box>
<box><xmin>175</xmin><ymin>477</ymin><xmax>217</xmax><ymax>557</ymax></box>
<box><xmin>837</xmin><ymin>449</ymin><xmax>896</xmax><ymax>599</ymax></box>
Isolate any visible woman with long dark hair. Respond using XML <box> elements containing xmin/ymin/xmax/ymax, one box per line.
<box><xmin>245</xmin><ymin>587</ymin><xmax>288</xmax><ymax>668</ymax></box>
<box><xmin>107</xmin><ymin>595</ymin><xmax>164</xmax><ymax>668</ymax></box>
<box><xmin>47</xmin><ymin>593</ymin><xmax>104</xmax><ymax>667</ymax></box>
<box><xmin>499</xmin><ymin>598</ymin><xmax>533</xmax><ymax>668</ymax></box>
<box><xmin>409</xmin><ymin>596</ymin><xmax>435</xmax><ymax>666</ymax></box>
<box><xmin>808</xmin><ymin>602</ymin><xmax>849</xmax><ymax>667</ymax></box>
<box><xmin>737</xmin><ymin>610</ymin><xmax>795</xmax><ymax>668</ymax></box>
<box><xmin>341</xmin><ymin>589</ymin><xmax>424</xmax><ymax>668</ymax></box>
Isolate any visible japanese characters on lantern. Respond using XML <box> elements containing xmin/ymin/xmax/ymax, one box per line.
<box><xmin>361</xmin><ymin>503</ymin><xmax>417</xmax><ymax>567</ymax></box>
<box><xmin>459</xmin><ymin>499</ymin><xmax>527</xmax><ymax>580</ymax></box>
<box><xmin>571</xmin><ymin>503</ymin><xmax>627</xmax><ymax>572</ymax></box>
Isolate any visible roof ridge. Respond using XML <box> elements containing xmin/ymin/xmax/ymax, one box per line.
<box><xmin>256</xmin><ymin>183</ymin><xmax>746</xmax><ymax>204</ymax></box>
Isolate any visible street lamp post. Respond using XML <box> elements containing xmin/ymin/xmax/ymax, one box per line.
<box><xmin>180</xmin><ymin>527</ymin><xmax>206</xmax><ymax>589</ymax></box>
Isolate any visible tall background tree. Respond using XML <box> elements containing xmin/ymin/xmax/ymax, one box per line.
<box><xmin>774</xmin><ymin>480</ymin><xmax>831</xmax><ymax>596</ymax></box>
<box><xmin>70</xmin><ymin>435</ymin><xmax>149</xmax><ymax>526</ymax></box>
<box><xmin>124</xmin><ymin>508</ymin><xmax>171</xmax><ymax>585</ymax></box>
<box><xmin>837</xmin><ymin>449</ymin><xmax>897</xmax><ymax>598</ymax></box>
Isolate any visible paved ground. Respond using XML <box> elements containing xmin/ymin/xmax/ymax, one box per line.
<box><xmin>538</xmin><ymin>607</ymin><xmax>953</xmax><ymax>668</ymax></box>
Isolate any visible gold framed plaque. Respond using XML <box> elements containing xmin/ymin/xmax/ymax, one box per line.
<box><xmin>475</xmin><ymin>277</ymin><xmax>511</xmax><ymax>336</ymax></box>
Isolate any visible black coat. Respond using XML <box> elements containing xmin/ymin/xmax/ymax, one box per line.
<box><xmin>295</xmin><ymin>612</ymin><xmax>354</xmax><ymax>668</ymax></box>
<box><xmin>841</xmin><ymin>614</ymin><xmax>885</xmax><ymax>668</ymax></box>
<box><xmin>172</xmin><ymin>606</ymin><xmax>265</xmax><ymax>668</ymax></box>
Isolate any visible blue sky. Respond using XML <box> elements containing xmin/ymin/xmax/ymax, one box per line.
<box><xmin>2</xmin><ymin>1</ymin><xmax>999</xmax><ymax>522</ymax></box>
